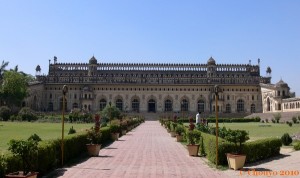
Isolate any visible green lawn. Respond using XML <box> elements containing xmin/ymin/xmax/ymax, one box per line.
<box><xmin>0</xmin><ymin>121</ymin><xmax>93</xmax><ymax>153</ymax></box>
<box><xmin>208</xmin><ymin>122</ymin><xmax>300</xmax><ymax>141</ymax></box>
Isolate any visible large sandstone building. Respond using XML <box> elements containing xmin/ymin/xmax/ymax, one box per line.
<box><xmin>27</xmin><ymin>56</ymin><xmax>298</xmax><ymax>116</ymax></box>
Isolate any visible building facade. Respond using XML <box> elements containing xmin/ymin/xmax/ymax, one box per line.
<box><xmin>26</xmin><ymin>56</ymin><xmax>271</xmax><ymax>115</ymax></box>
<box><xmin>261</xmin><ymin>80</ymin><xmax>300</xmax><ymax>113</ymax></box>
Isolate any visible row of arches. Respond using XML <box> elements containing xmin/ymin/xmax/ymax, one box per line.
<box><xmin>47</xmin><ymin>98</ymin><xmax>256</xmax><ymax>113</ymax></box>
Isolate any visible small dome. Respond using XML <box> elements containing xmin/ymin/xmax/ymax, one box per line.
<box><xmin>275</xmin><ymin>79</ymin><xmax>288</xmax><ymax>88</ymax></box>
<box><xmin>89</xmin><ymin>56</ymin><xmax>97</xmax><ymax>65</ymax></box>
<box><xmin>207</xmin><ymin>57</ymin><xmax>216</xmax><ymax>65</ymax></box>
<box><xmin>35</xmin><ymin>65</ymin><xmax>41</xmax><ymax>72</ymax></box>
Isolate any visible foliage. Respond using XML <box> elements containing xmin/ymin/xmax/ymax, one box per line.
<box><xmin>0</xmin><ymin>70</ymin><xmax>29</xmax><ymax>108</ymax></box>
<box><xmin>292</xmin><ymin>116</ymin><xmax>297</xmax><ymax>124</ymax></box>
<box><xmin>0</xmin><ymin>106</ymin><xmax>11</xmax><ymax>121</ymax></box>
<box><xmin>294</xmin><ymin>142</ymin><xmax>300</xmax><ymax>151</ymax></box>
<box><xmin>86</xmin><ymin>127</ymin><xmax>101</xmax><ymax>144</ymax></box>
<box><xmin>18</xmin><ymin>107</ymin><xmax>38</xmax><ymax>121</ymax></box>
<box><xmin>8</xmin><ymin>134</ymin><xmax>41</xmax><ymax>175</ymax></box>
<box><xmin>100</xmin><ymin>104</ymin><xmax>121</xmax><ymax>122</ymax></box>
<box><xmin>206</xmin><ymin>117</ymin><xmax>261</xmax><ymax>123</ymax></box>
<box><xmin>68</xmin><ymin>126</ymin><xmax>76</xmax><ymax>135</ymax></box>
<box><xmin>281</xmin><ymin>133</ymin><xmax>292</xmax><ymax>146</ymax></box>
<box><xmin>0</xmin><ymin>154</ymin><xmax>7</xmax><ymax>178</ymax></box>
<box><xmin>274</xmin><ymin>113</ymin><xmax>281</xmax><ymax>123</ymax></box>
<box><xmin>224</xmin><ymin>129</ymin><xmax>249</xmax><ymax>154</ymax></box>
<box><xmin>175</xmin><ymin>124</ymin><xmax>185</xmax><ymax>136</ymax></box>
<box><xmin>110</xmin><ymin>124</ymin><xmax>120</xmax><ymax>133</ymax></box>
<box><xmin>198</xmin><ymin>129</ymin><xmax>282</xmax><ymax>165</ymax></box>
<box><xmin>170</xmin><ymin>122</ymin><xmax>177</xmax><ymax>132</ymax></box>
<box><xmin>186</xmin><ymin>130</ymin><xmax>201</xmax><ymax>145</ymax></box>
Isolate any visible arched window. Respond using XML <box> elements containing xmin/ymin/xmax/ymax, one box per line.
<box><xmin>48</xmin><ymin>102</ymin><xmax>53</xmax><ymax>111</ymax></box>
<box><xmin>99</xmin><ymin>99</ymin><xmax>106</xmax><ymax>111</ymax></box>
<box><xmin>251</xmin><ymin>104</ymin><xmax>256</xmax><ymax>113</ymax></box>
<box><xmin>116</xmin><ymin>99</ymin><xmax>123</xmax><ymax>111</ymax></box>
<box><xmin>72</xmin><ymin>103</ymin><xmax>78</xmax><ymax>109</ymax></box>
<box><xmin>181</xmin><ymin>99</ymin><xmax>189</xmax><ymax>111</ymax></box>
<box><xmin>267</xmin><ymin>98</ymin><xmax>270</xmax><ymax>111</ymax></box>
<box><xmin>197</xmin><ymin>100</ymin><xmax>205</xmax><ymax>112</ymax></box>
<box><xmin>165</xmin><ymin>99</ymin><xmax>172</xmax><ymax>112</ymax></box>
<box><xmin>226</xmin><ymin>104</ymin><xmax>231</xmax><ymax>113</ymax></box>
<box><xmin>237</xmin><ymin>99</ymin><xmax>244</xmax><ymax>112</ymax></box>
<box><xmin>148</xmin><ymin>99</ymin><xmax>156</xmax><ymax>112</ymax></box>
<box><xmin>132</xmin><ymin>99</ymin><xmax>139</xmax><ymax>112</ymax></box>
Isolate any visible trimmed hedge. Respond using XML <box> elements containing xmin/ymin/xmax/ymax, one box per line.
<box><xmin>207</xmin><ymin>117</ymin><xmax>261</xmax><ymax>123</ymax></box>
<box><xmin>177</xmin><ymin>117</ymin><xmax>260</xmax><ymax>124</ymax></box>
<box><xmin>199</xmin><ymin>130</ymin><xmax>282</xmax><ymax>165</ymax></box>
<box><xmin>182</xmin><ymin>126</ymin><xmax>282</xmax><ymax>165</ymax></box>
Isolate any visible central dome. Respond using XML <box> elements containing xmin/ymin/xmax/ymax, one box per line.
<box><xmin>207</xmin><ymin>57</ymin><xmax>216</xmax><ymax>65</ymax></box>
<box><xmin>89</xmin><ymin>56</ymin><xmax>97</xmax><ymax>65</ymax></box>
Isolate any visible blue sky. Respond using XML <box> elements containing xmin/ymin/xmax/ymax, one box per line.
<box><xmin>1</xmin><ymin>0</ymin><xmax>299</xmax><ymax>95</ymax></box>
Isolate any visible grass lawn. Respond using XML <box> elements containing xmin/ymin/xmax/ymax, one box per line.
<box><xmin>0</xmin><ymin>121</ymin><xmax>93</xmax><ymax>153</ymax></box>
<box><xmin>208</xmin><ymin>122</ymin><xmax>300</xmax><ymax>141</ymax></box>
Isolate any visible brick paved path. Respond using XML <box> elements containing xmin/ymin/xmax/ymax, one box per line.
<box><xmin>53</xmin><ymin>121</ymin><xmax>227</xmax><ymax>178</ymax></box>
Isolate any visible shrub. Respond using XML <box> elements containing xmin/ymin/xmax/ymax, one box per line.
<box><xmin>224</xmin><ymin>129</ymin><xmax>249</xmax><ymax>154</ymax></box>
<box><xmin>298</xmin><ymin>116</ymin><xmax>300</xmax><ymax>121</ymax></box>
<box><xmin>294</xmin><ymin>142</ymin><xmax>300</xmax><ymax>151</ymax></box>
<box><xmin>8</xmin><ymin>134</ymin><xmax>41</xmax><ymax>175</ymax></box>
<box><xmin>271</xmin><ymin>119</ymin><xmax>276</xmax><ymax>123</ymax></box>
<box><xmin>274</xmin><ymin>113</ymin><xmax>281</xmax><ymax>123</ymax></box>
<box><xmin>288</xmin><ymin>122</ymin><xmax>293</xmax><ymax>127</ymax></box>
<box><xmin>175</xmin><ymin>124</ymin><xmax>184</xmax><ymax>136</ymax></box>
<box><xmin>100</xmin><ymin>104</ymin><xmax>121</xmax><ymax>121</ymax></box>
<box><xmin>18</xmin><ymin>107</ymin><xmax>38</xmax><ymax>121</ymax></box>
<box><xmin>0</xmin><ymin>106</ymin><xmax>11</xmax><ymax>121</ymax></box>
<box><xmin>292</xmin><ymin>116</ymin><xmax>297</xmax><ymax>124</ymax></box>
<box><xmin>281</xmin><ymin>133</ymin><xmax>292</xmax><ymax>146</ymax></box>
<box><xmin>68</xmin><ymin>126</ymin><xmax>76</xmax><ymax>135</ymax></box>
<box><xmin>186</xmin><ymin>130</ymin><xmax>201</xmax><ymax>145</ymax></box>
<box><xmin>265</xmin><ymin>119</ymin><xmax>269</xmax><ymax>123</ymax></box>
<box><xmin>0</xmin><ymin>154</ymin><xmax>7</xmax><ymax>178</ymax></box>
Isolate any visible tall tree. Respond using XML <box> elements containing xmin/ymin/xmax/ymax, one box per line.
<box><xmin>0</xmin><ymin>60</ymin><xmax>9</xmax><ymax>80</ymax></box>
<box><xmin>0</xmin><ymin>70</ymin><xmax>29</xmax><ymax>108</ymax></box>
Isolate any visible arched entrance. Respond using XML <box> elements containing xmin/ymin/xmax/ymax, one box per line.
<box><xmin>148</xmin><ymin>99</ymin><xmax>156</xmax><ymax>112</ymax></box>
<box><xmin>267</xmin><ymin>98</ymin><xmax>271</xmax><ymax>111</ymax></box>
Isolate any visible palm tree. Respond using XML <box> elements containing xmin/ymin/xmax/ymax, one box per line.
<box><xmin>0</xmin><ymin>60</ymin><xmax>9</xmax><ymax>80</ymax></box>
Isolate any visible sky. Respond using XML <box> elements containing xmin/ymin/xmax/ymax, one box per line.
<box><xmin>0</xmin><ymin>0</ymin><xmax>299</xmax><ymax>95</ymax></box>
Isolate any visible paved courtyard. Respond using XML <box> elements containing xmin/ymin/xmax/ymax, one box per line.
<box><xmin>49</xmin><ymin>121</ymin><xmax>227</xmax><ymax>178</ymax></box>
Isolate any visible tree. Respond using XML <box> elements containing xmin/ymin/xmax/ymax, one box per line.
<box><xmin>100</xmin><ymin>103</ymin><xmax>121</xmax><ymax>122</ymax></box>
<box><xmin>0</xmin><ymin>60</ymin><xmax>9</xmax><ymax>81</ymax></box>
<box><xmin>0</xmin><ymin>71</ymin><xmax>29</xmax><ymax>108</ymax></box>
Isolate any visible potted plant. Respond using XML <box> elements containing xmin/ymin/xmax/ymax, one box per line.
<box><xmin>170</xmin><ymin>122</ymin><xmax>177</xmax><ymax>137</ymax></box>
<box><xmin>175</xmin><ymin>125</ymin><xmax>184</xmax><ymax>142</ymax></box>
<box><xmin>110</xmin><ymin>119</ymin><xmax>121</xmax><ymax>141</ymax></box>
<box><xmin>86</xmin><ymin>127</ymin><xmax>102</xmax><ymax>156</ymax></box>
<box><xmin>120</xmin><ymin>120</ymin><xmax>128</xmax><ymax>136</ymax></box>
<box><xmin>86</xmin><ymin>114</ymin><xmax>102</xmax><ymax>156</ymax></box>
<box><xmin>6</xmin><ymin>134</ymin><xmax>41</xmax><ymax>178</ymax></box>
<box><xmin>186</xmin><ymin>130</ymin><xmax>201</xmax><ymax>156</ymax></box>
<box><xmin>225</xmin><ymin>129</ymin><xmax>249</xmax><ymax>170</ymax></box>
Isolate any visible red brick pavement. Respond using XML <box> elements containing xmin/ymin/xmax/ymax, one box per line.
<box><xmin>54</xmin><ymin>121</ymin><xmax>227</xmax><ymax>178</ymax></box>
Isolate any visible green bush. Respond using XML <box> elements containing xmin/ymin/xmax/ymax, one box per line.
<box><xmin>0</xmin><ymin>106</ymin><xmax>11</xmax><ymax>121</ymax></box>
<box><xmin>294</xmin><ymin>142</ymin><xmax>300</xmax><ymax>151</ymax></box>
<box><xmin>0</xmin><ymin>154</ymin><xmax>7</xmax><ymax>178</ymax></box>
<box><xmin>186</xmin><ymin>130</ymin><xmax>201</xmax><ymax>145</ymax></box>
<box><xmin>68</xmin><ymin>126</ymin><xmax>76</xmax><ymax>135</ymax></box>
<box><xmin>18</xmin><ymin>107</ymin><xmax>38</xmax><ymax>121</ymax></box>
<box><xmin>206</xmin><ymin>117</ymin><xmax>260</xmax><ymax>123</ymax></box>
<box><xmin>195</xmin><ymin>128</ymin><xmax>282</xmax><ymax>165</ymax></box>
<box><xmin>281</xmin><ymin>133</ymin><xmax>292</xmax><ymax>146</ymax></box>
<box><xmin>292</xmin><ymin>116</ymin><xmax>297</xmax><ymax>124</ymax></box>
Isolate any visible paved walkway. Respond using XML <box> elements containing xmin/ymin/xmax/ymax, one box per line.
<box><xmin>49</xmin><ymin>121</ymin><xmax>227</xmax><ymax>178</ymax></box>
